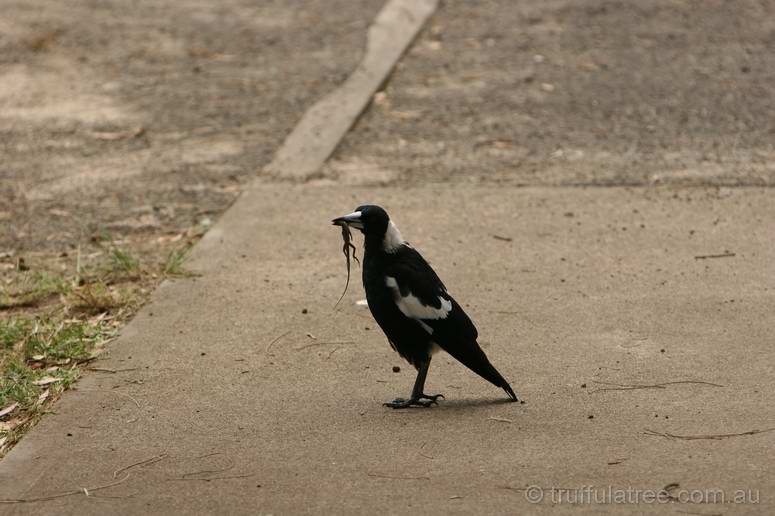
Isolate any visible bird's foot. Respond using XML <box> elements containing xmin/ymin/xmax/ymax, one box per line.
<box><xmin>383</xmin><ymin>393</ymin><xmax>444</xmax><ymax>409</ymax></box>
<box><xmin>383</xmin><ymin>398</ymin><xmax>434</xmax><ymax>409</ymax></box>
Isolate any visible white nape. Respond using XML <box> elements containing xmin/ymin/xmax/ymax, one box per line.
<box><xmin>383</xmin><ymin>221</ymin><xmax>405</xmax><ymax>252</ymax></box>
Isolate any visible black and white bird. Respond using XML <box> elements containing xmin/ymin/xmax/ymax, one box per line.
<box><xmin>332</xmin><ymin>205</ymin><xmax>519</xmax><ymax>408</ymax></box>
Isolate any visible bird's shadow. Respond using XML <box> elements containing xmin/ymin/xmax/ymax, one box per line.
<box><xmin>388</xmin><ymin>397</ymin><xmax>520</xmax><ymax>414</ymax></box>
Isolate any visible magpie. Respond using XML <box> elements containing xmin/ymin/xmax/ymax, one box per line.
<box><xmin>332</xmin><ymin>205</ymin><xmax>519</xmax><ymax>408</ymax></box>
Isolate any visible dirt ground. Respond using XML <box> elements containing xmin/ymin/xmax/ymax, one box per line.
<box><xmin>329</xmin><ymin>0</ymin><xmax>775</xmax><ymax>187</ymax></box>
<box><xmin>3</xmin><ymin>0</ymin><xmax>773</xmax><ymax>254</ymax></box>
<box><xmin>1</xmin><ymin>0</ymin><xmax>383</xmax><ymax>257</ymax></box>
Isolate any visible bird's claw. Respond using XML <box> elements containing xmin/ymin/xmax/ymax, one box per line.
<box><xmin>383</xmin><ymin>398</ymin><xmax>435</xmax><ymax>409</ymax></box>
<box><xmin>383</xmin><ymin>393</ymin><xmax>444</xmax><ymax>409</ymax></box>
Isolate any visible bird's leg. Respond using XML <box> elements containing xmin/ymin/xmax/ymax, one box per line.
<box><xmin>384</xmin><ymin>359</ymin><xmax>445</xmax><ymax>409</ymax></box>
<box><xmin>412</xmin><ymin>359</ymin><xmax>445</xmax><ymax>402</ymax></box>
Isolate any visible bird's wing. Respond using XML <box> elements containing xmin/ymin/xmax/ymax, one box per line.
<box><xmin>384</xmin><ymin>247</ymin><xmax>478</xmax><ymax>343</ymax></box>
<box><xmin>385</xmin><ymin>247</ymin><xmax>516</xmax><ymax>399</ymax></box>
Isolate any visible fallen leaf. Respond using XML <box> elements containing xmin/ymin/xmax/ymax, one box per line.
<box><xmin>188</xmin><ymin>47</ymin><xmax>216</xmax><ymax>58</ymax></box>
<box><xmin>464</xmin><ymin>38</ymin><xmax>481</xmax><ymax>49</ymax></box>
<box><xmin>391</xmin><ymin>110</ymin><xmax>422</xmax><ymax>120</ymax></box>
<box><xmin>33</xmin><ymin>376</ymin><xmax>61</xmax><ymax>386</ymax></box>
<box><xmin>0</xmin><ymin>403</ymin><xmax>19</xmax><ymax>419</ymax></box>
<box><xmin>90</xmin><ymin>126</ymin><xmax>145</xmax><ymax>140</ymax></box>
<box><xmin>107</xmin><ymin>213</ymin><xmax>160</xmax><ymax>230</ymax></box>
<box><xmin>0</xmin><ymin>419</ymin><xmax>20</xmax><ymax>432</ymax></box>
<box><xmin>156</xmin><ymin>233</ymin><xmax>185</xmax><ymax>244</ymax></box>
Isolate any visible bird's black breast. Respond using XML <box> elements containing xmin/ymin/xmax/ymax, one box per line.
<box><xmin>363</xmin><ymin>246</ymin><xmax>436</xmax><ymax>367</ymax></box>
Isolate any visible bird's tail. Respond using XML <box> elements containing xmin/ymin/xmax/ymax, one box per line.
<box><xmin>444</xmin><ymin>342</ymin><xmax>519</xmax><ymax>402</ymax></box>
<box><xmin>483</xmin><ymin>361</ymin><xmax>519</xmax><ymax>402</ymax></box>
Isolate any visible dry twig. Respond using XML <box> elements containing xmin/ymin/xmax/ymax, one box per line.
<box><xmin>368</xmin><ymin>472</ymin><xmax>430</xmax><ymax>481</ymax></box>
<box><xmin>75</xmin><ymin>388</ymin><xmax>141</xmax><ymax>408</ymax></box>
<box><xmin>590</xmin><ymin>380</ymin><xmax>723</xmax><ymax>393</ymax></box>
<box><xmin>265</xmin><ymin>331</ymin><xmax>290</xmax><ymax>354</ymax></box>
<box><xmin>694</xmin><ymin>252</ymin><xmax>735</xmax><ymax>260</ymax></box>
<box><xmin>113</xmin><ymin>453</ymin><xmax>167</xmax><ymax>479</ymax></box>
<box><xmin>418</xmin><ymin>442</ymin><xmax>434</xmax><ymax>460</ymax></box>
<box><xmin>295</xmin><ymin>340</ymin><xmax>354</xmax><ymax>351</ymax></box>
<box><xmin>86</xmin><ymin>367</ymin><xmax>139</xmax><ymax>374</ymax></box>
<box><xmin>0</xmin><ymin>475</ymin><xmax>131</xmax><ymax>504</ymax></box>
<box><xmin>644</xmin><ymin>427</ymin><xmax>775</xmax><ymax>440</ymax></box>
<box><xmin>167</xmin><ymin>473</ymin><xmax>254</xmax><ymax>482</ymax></box>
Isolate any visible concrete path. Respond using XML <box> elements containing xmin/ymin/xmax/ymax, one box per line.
<box><xmin>3</xmin><ymin>0</ymin><xmax>775</xmax><ymax>514</ymax></box>
<box><xmin>1</xmin><ymin>183</ymin><xmax>773</xmax><ymax>514</ymax></box>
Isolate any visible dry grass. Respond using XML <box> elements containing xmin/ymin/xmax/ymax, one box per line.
<box><xmin>0</xmin><ymin>240</ymin><xmax>197</xmax><ymax>457</ymax></box>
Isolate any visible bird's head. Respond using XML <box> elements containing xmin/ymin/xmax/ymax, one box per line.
<box><xmin>332</xmin><ymin>205</ymin><xmax>405</xmax><ymax>252</ymax></box>
<box><xmin>332</xmin><ymin>205</ymin><xmax>390</xmax><ymax>236</ymax></box>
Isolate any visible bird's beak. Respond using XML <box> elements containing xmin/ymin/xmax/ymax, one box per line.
<box><xmin>332</xmin><ymin>211</ymin><xmax>364</xmax><ymax>230</ymax></box>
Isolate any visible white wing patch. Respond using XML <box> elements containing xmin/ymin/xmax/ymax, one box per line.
<box><xmin>385</xmin><ymin>276</ymin><xmax>452</xmax><ymax>323</ymax></box>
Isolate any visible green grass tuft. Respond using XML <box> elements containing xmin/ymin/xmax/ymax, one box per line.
<box><xmin>110</xmin><ymin>246</ymin><xmax>141</xmax><ymax>275</ymax></box>
<box><xmin>163</xmin><ymin>246</ymin><xmax>199</xmax><ymax>277</ymax></box>
<box><xmin>1</xmin><ymin>232</ymin><xmax>200</xmax><ymax>456</ymax></box>
<box><xmin>0</xmin><ymin>318</ymin><xmax>31</xmax><ymax>349</ymax></box>
<box><xmin>1</xmin><ymin>316</ymin><xmax>111</xmax><ymax>451</ymax></box>
<box><xmin>0</xmin><ymin>359</ymin><xmax>41</xmax><ymax>409</ymax></box>
<box><xmin>22</xmin><ymin>318</ymin><xmax>104</xmax><ymax>363</ymax></box>
<box><xmin>0</xmin><ymin>271</ymin><xmax>69</xmax><ymax>309</ymax></box>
